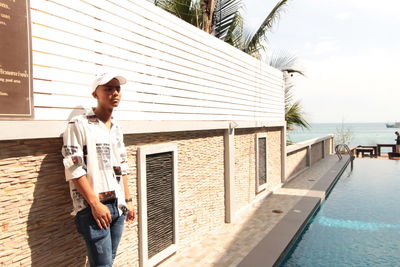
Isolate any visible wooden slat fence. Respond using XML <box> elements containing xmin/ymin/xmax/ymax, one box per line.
<box><xmin>30</xmin><ymin>0</ymin><xmax>284</xmax><ymax>121</ymax></box>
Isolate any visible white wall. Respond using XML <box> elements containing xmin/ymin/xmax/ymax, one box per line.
<box><xmin>30</xmin><ymin>0</ymin><xmax>284</xmax><ymax>121</ymax></box>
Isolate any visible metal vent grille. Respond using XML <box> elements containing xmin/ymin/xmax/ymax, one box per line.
<box><xmin>258</xmin><ymin>137</ymin><xmax>267</xmax><ymax>185</ymax></box>
<box><xmin>146</xmin><ymin>152</ymin><xmax>174</xmax><ymax>258</ymax></box>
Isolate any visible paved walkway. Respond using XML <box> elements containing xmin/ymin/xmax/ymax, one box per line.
<box><xmin>160</xmin><ymin>155</ymin><xmax>347</xmax><ymax>267</ymax></box>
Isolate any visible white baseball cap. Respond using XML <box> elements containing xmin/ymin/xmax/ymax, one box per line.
<box><xmin>92</xmin><ymin>72</ymin><xmax>127</xmax><ymax>92</ymax></box>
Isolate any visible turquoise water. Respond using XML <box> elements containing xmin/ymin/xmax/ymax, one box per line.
<box><xmin>280</xmin><ymin>159</ymin><xmax>400</xmax><ymax>267</ymax></box>
<box><xmin>288</xmin><ymin>123</ymin><xmax>398</xmax><ymax>149</ymax></box>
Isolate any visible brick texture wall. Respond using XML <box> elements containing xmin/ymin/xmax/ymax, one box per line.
<box><xmin>234</xmin><ymin>128</ymin><xmax>283</xmax><ymax>210</ymax></box>
<box><xmin>0</xmin><ymin>127</ymin><xmax>283</xmax><ymax>266</ymax></box>
<box><xmin>0</xmin><ymin>138</ymin><xmax>86</xmax><ymax>267</ymax></box>
<box><xmin>121</xmin><ymin>130</ymin><xmax>225</xmax><ymax>258</ymax></box>
<box><xmin>0</xmin><ymin>130</ymin><xmax>225</xmax><ymax>267</ymax></box>
<box><xmin>266</xmin><ymin>130</ymin><xmax>283</xmax><ymax>192</ymax></box>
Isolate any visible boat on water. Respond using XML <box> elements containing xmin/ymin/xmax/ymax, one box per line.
<box><xmin>386</xmin><ymin>122</ymin><xmax>400</xmax><ymax>128</ymax></box>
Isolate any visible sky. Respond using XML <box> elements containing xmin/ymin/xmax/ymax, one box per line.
<box><xmin>242</xmin><ymin>0</ymin><xmax>400</xmax><ymax>123</ymax></box>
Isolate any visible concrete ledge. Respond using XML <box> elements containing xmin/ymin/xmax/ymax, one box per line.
<box><xmin>237</xmin><ymin>156</ymin><xmax>352</xmax><ymax>267</ymax></box>
<box><xmin>237</xmin><ymin>196</ymin><xmax>321</xmax><ymax>267</ymax></box>
<box><xmin>287</xmin><ymin>134</ymin><xmax>334</xmax><ymax>154</ymax></box>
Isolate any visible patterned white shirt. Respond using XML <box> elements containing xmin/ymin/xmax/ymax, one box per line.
<box><xmin>62</xmin><ymin>108</ymin><xmax>129</xmax><ymax>215</ymax></box>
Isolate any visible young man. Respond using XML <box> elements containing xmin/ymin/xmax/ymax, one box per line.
<box><xmin>62</xmin><ymin>72</ymin><xmax>135</xmax><ymax>266</ymax></box>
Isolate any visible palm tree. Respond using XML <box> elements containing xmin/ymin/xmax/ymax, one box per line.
<box><xmin>202</xmin><ymin>0</ymin><xmax>216</xmax><ymax>33</ymax></box>
<box><xmin>284</xmin><ymin>87</ymin><xmax>310</xmax><ymax>130</ymax></box>
<box><xmin>152</xmin><ymin>0</ymin><xmax>289</xmax><ymax>59</ymax></box>
<box><xmin>152</xmin><ymin>0</ymin><xmax>309</xmax><ymax>130</ymax></box>
<box><xmin>212</xmin><ymin>0</ymin><xmax>243</xmax><ymax>43</ymax></box>
<box><xmin>268</xmin><ymin>51</ymin><xmax>309</xmax><ymax>130</ymax></box>
<box><xmin>154</xmin><ymin>0</ymin><xmax>204</xmax><ymax>28</ymax></box>
<box><xmin>239</xmin><ymin>0</ymin><xmax>289</xmax><ymax>58</ymax></box>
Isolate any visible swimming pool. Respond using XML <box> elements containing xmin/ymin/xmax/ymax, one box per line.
<box><xmin>280</xmin><ymin>158</ymin><xmax>400</xmax><ymax>267</ymax></box>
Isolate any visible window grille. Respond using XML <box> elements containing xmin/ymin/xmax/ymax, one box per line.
<box><xmin>138</xmin><ymin>144</ymin><xmax>178</xmax><ymax>267</ymax></box>
<box><xmin>256</xmin><ymin>134</ymin><xmax>268</xmax><ymax>192</ymax></box>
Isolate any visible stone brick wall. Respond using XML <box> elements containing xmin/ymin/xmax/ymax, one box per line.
<box><xmin>266</xmin><ymin>130</ymin><xmax>283</xmax><ymax>191</ymax></box>
<box><xmin>121</xmin><ymin>130</ymin><xmax>225</xmax><ymax>257</ymax></box>
<box><xmin>234</xmin><ymin>129</ymin><xmax>256</xmax><ymax>209</ymax></box>
<box><xmin>234</xmin><ymin>128</ymin><xmax>283</xmax><ymax>210</ymax></box>
<box><xmin>0</xmin><ymin>138</ymin><xmax>86</xmax><ymax>267</ymax></box>
<box><xmin>0</xmin><ymin>130</ymin><xmax>225</xmax><ymax>267</ymax></box>
<box><xmin>0</xmin><ymin>127</ymin><xmax>283</xmax><ymax>267</ymax></box>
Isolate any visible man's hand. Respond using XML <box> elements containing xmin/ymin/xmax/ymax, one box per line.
<box><xmin>91</xmin><ymin>201</ymin><xmax>112</xmax><ymax>229</ymax></box>
<box><xmin>72</xmin><ymin>176</ymin><xmax>112</xmax><ymax>229</ymax></box>
<box><xmin>126</xmin><ymin>202</ymin><xmax>136</xmax><ymax>222</ymax></box>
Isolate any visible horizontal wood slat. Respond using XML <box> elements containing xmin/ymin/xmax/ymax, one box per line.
<box><xmin>33</xmin><ymin>94</ymin><xmax>283</xmax><ymax>117</ymax></box>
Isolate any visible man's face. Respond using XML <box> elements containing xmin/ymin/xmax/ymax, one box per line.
<box><xmin>93</xmin><ymin>78</ymin><xmax>121</xmax><ymax>109</ymax></box>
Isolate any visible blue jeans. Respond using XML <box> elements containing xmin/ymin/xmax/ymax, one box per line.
<box><xmin>75</xmin><ymin>199</ymin><xmax>125</xmax><ymax>267</ymax></box>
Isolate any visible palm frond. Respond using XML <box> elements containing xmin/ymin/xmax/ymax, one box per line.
<box><xmin>213</xmin><ymin>0</ymin><xmax>243</xmax><ymax>40</ymax></box>
<box><xmin>156</xmin><ymin>0</ymin><xmax>204</xmax><ymax>28</ymax></box>
<box><xmin>268</xmin><ymin>50</ymin><xmax>305</xmax><ymax>76</ymax></box>
<box><xmin>244</xmin><ymin>0</ymin><xmax>289</xmax><ymax>56</ymax></box>
<box><xmin>286</xmin><ymin>101</ymin><xmax>310</xmax><ymax>130</ymax></box>
<box><xmin>224</xmin><ymin>12</ymin><xmax>243</xmax><ymax>46</ymax></box>
<box><xmin>284</xmin><ymin>83</ymin><xmax>294</xmax><ymax>110</ymax></box>
<box><xmin>266</xmin><ymin>50</ymin><xmax>309</xmax><ymax>130</ymax></box>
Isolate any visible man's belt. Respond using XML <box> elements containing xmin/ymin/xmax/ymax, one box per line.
<box><xmin>98</xmin><ymin>190</ymin><xmax>116</xmax><ymax>203</ymax></box>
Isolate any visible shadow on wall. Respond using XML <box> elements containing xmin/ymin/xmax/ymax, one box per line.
<box><xmin>27</xmin><ymin>139</ymin><xmax>87</xmax><ymax>267</ymax></box>
<box><xmin>286</xmin><ymin>146</ymin><xmax>314</xmax><ymax>180</ymax></box>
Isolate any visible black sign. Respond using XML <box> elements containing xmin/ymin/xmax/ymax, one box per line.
<box><xmin>0</xmin><ymin>0</ymin><xmax>32</xmax><ymax>118</ymax></box>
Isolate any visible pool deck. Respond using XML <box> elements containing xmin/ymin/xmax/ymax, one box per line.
<box><xmin>160</xmin><ymin>154</ymin><xmax>352</xmax><ymax>267</ymax></box>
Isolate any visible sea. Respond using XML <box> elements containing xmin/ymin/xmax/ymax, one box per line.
<box><xmin>288</xmin><ymin>123</ymin><xmax>399</xmax><ymax>152</ymax></box>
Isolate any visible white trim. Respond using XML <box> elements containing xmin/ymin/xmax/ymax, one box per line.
<box><xmin>148</xmin><ymin>245</ymin><xmax>177</xmax><ymax>267</ymax></box>
<box><xmin>138</xmin><ymin>143</ymin><xmax>178</xmax><ymax>267</ymax></box>
<box><xmin>0</xmin><ymin>120</ymin><xmax>285</xmax><ymax>140</ymax></box>
<box><xmin>255</xmin><ymin>133</ymin><xmax>268</xmax><ymax>193</ymax></box>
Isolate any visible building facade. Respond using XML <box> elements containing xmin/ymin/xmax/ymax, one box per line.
<box><xmin>0</xmin><ymin>1</ymin><xmax>288</xmax><ymax>266</ymax></box>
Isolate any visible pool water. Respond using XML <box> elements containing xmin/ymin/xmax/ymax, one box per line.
<box><xmin>280</xmin><ymin>159</ymin><xmax>400</xmax><ymax>267</ymax></box>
